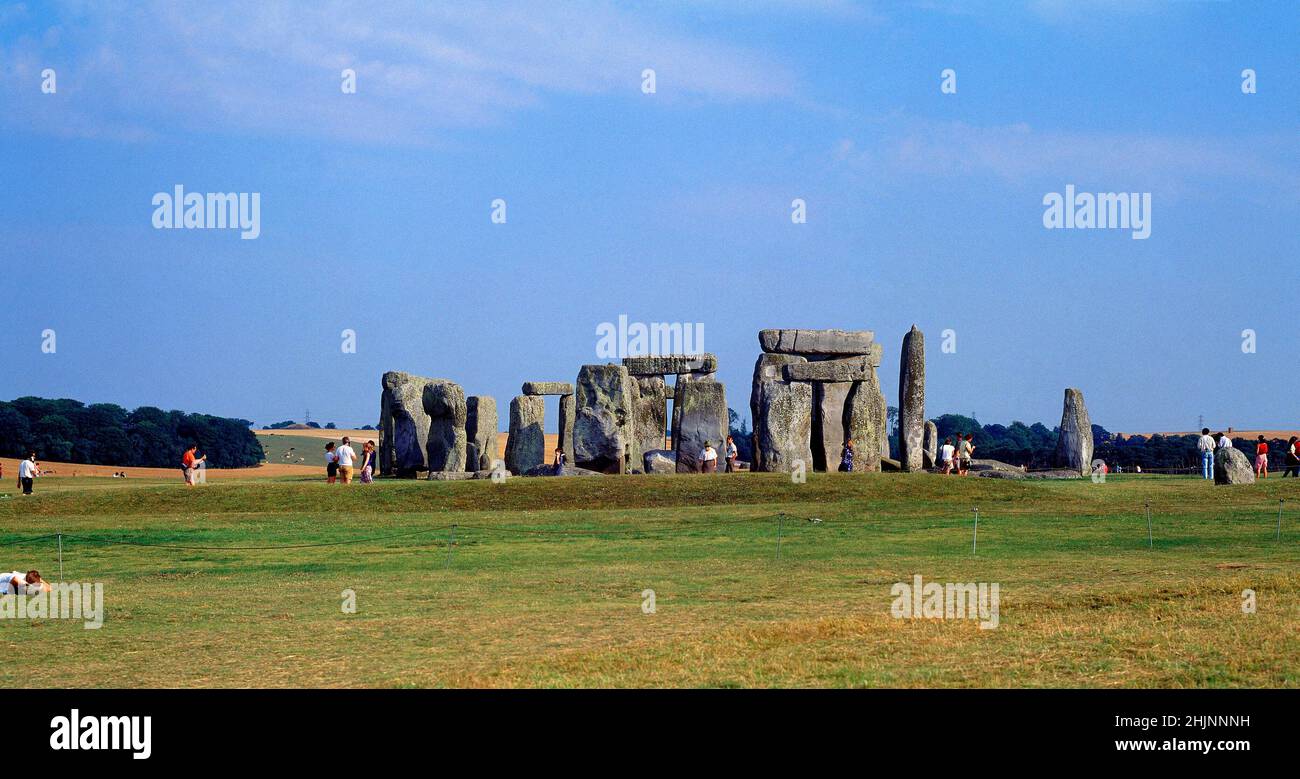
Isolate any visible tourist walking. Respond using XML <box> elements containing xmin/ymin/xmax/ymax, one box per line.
<box><xmin>360</xmin><ymin>441</ymin><xmax>376</xmax><ymax>484</ymax></box>
<box><xmin>181</xmin><ymin>445</ymin><xmax>205</xmax><ymax>486</ymax></box>
<box><xmin>939</xmin><ymin>438</ymin><xmax>955</xmax><ymax>475</ymax></box>
<box><xmin>725</xmin><ymin>436</ymin><xmax>738</xmax><ymax>473</ymax></box>
<box><xmin>1255</xmin><ymin>435</ymin><xmax>1269</xmax><ymax>478</ymax></box>
<box><xmin>1196</xmin><ymin>428</ymin><xmax>1215</xmax><ymax>479</ymax></box>
<box><xmin>839</xmin><ymin>438</ymin><xmax>855</xmax><ymax>472</ymax></box>
<box><xmin>325</xmin><ymin>442</ymin><xmax>339</xmax><ymax>484</ymax></box>
<box><xmin>335</xmin><ymin>437</ymin><xmax>357</xmax><ymax>483</ymax></box>
<box><xmin>699</xmin><ymin>442</ymin><xmax>718</xmax><ymax>473</ymax></box>
<box><xmin>18</xmin><ymin>452</ymin><xmax>40</xmax><ymax>495</ymax></box>
<box><xmin>957</xmin><ymin>434</ymin><xmax>974</xmax><ymax>476</ymax></box>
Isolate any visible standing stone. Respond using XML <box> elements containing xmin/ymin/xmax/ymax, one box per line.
<box><xmin>845</xmin><ymin>375</ymin><xmax>884</xmax><ymax>472</ymax></box>
<box><xmin>1214</xmin><ymin>446</ymin><xmax>1256</xmax><ymax>485</ymax></box>
<box><xmin>466</xmin><ymin>396</ymin><xmax>498</xmax><ymax>471</ymax></box>
<box><xmin>672</xmin><ymin>380</ymin><xmax>728</xmax><ymax>473</ymax></box>
<box><xmin>1052</xmin><ymin>388</ymin><xmax>1093</xmax><ymax>476</ymax></box>
<box><xmin>875</xmin><ymin>375</ymin><xmax>889</xmax><ymax>459</ymax></box>
<box><xmin>634</xmin><ymin>376</ymin><xmax>668</xmax><ymax>455</ymax></box>
<box><xmin>558</xmin><ymin>393</ymin><xmax>576</xmax><ymax>466</ymax></box>
<box><xmin>379</xmin><ymin>371</ymin><xmax>448</xmax><ymax>477</ymax></box>
<box><xmin>573</xmin><ymin>364</ymin><xmax>637</xmax><ymax>474</ymax></box>
<box><xmin>504</xmin><ymin>395</ymin><xmax>546</xmax><ymax>475</ymax></box>
<box><xmin>751</xmin><ymin>355</ymin><xmax>813</xmax><ymax>473</ymax></box>
<box><xmin>898</xmin><ymin>325</ymin><xmax>926</xmax><ymax>472</ymax></box>
<box><xmin>923</xmin><ymin>420</ymin><xmax>938</xmax><ymax>469</ymax></box>
<box><xmin>422</xmin><ymin>381</ymin><xmax>468</xmax><ymax>473</ymax></box>
<box><xmin>812</xmin><ymin>381</ymin><xmax>853</xmax><ymax>472</ymax></box>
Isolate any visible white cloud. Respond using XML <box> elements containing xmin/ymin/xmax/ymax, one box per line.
<box><xmin>1</xmin><ymin>0</ymin><xmax>800</xmax><ymax>144</ymax></box>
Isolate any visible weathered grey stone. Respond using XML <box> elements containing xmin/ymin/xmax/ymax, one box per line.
<box><xmin>558</xmin><ymin>393</ymin><xmax>576</xmax><ymax>466</ymax></box>
<box><xmin>880</xmin><ymin>456</ymin><xmax>901</xmax><ymax>471</ymax></box>
<box><xmin>750</xmin><ymin>353</ymin><xmax>806</xmax><ymax>473</ymax></box>
<box><xmin>1051</xmin><ymin>388</ymin><xmax>1093</xmax><ymax>476</ymax></box>
<box><xmin>1215</xmin><ymin>446</ymin><xmax>1256</xmax><ymax>485</ymax></box>
<box><xmin>465</xmin><ymin>396</ymin><xmax>498</xmax><ymax>471</ymax></box>
<box><xmin>784</xmin><ymin>350</ymin><xmax>882</xmax><ymax>382</ymax></box>
<box><xmin>875</xmin><ymin>376</ymin><xmax>889</xmax><ymax>459</ymax></box>
<box><xmin>759</xmin><ymin>328</ymin><xmax>875</xmax><ymax>356</ymax></box>
<box><xmin>923</xmin><ymin>420</ymin><xmax>938</xmax><ymax>469</ymax></box>
<box><xmin>672</xmin><ymin>380</ymin><xmax>728</xmax><ymax>473</ymax></box>
<box><xmin>643</xmin><ymin>449</ymin><xmax>676</xmax><ymax>474</ymax></box>
<box><xmin>752</xmin><ymin>382</ymin><xmax>813</xmax><ymax>473</ymax></box>
<box><xmin>845</xmin><ymin>376</ymin><xmax>883</xmax><ymax>472</ymax></box>
<box><xmin>812</xmin><ymin>381</ymin><xmax>852</xmax><ymax>472</ymax></box>
<box><xmin>379</xmin><ymin>371</ymin><xmax>452</xmax><ymax>477</ymax></box>
<box><xmin>521</xmin><ymin>381</ymin><xmax>574</xmax><ymax>396</ymax></box>
<box><xmin>898</xmin><ymin>325</ymin><xmax>925</xmax><ymax>472</ymax></box>
<box><xmin>634</xmin><ymin>376</ymin><xmax>668</xmax><ymax>455</ymax></box>
<box><xmin>521</xmin><ymin>464</ymin><xmax>602</xmax><ymax>477</ymax></box>
<box><xmin>504</xmin><ymin>394</ymin><xmax>546</xmax><ymax>475</ymax></box>
<box><xmin>574</xmin><ymin>364</ymin><xmax>638</xmax><ymax>474</ymax></box>
<box><xmin>623</xmin><ymin>354</ymin><xmax>718</xmax><ymax>375</ymax></box>
<box><xmin>422</xmin><ymin>381</ymin><xmax>468</xmax><ymax>473</ymax></box>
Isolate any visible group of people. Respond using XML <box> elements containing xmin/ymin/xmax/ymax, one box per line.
<box><xmin>325</xmin><ymin>437</ymin><xmax>376</xmax><ymax>484</ymax></box>
<box><xmin>698</xmin><ymin>437</ymin><xmax>739</xmax><ymax>473</ymax></box>
<box><xmin>1194</xmin><ymin>428</ymin><xmax>1300</xmax><ymax>479</ymax></box>
<box><xmin>938</xmin><ymin>434</ymin><xmax>975</xmax><ymax>475</ymax></box>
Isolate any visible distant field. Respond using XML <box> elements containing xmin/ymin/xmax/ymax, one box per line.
<box><xmin>1</xmin><ymin>472</ymin><xmax>1297</xmax><ymax>688</ymax></box>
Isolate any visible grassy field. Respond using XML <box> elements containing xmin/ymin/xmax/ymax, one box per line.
<box><xmin>0</xmin><ymin>472</ymin><xmax>1297</xmax><ymax>688</ymax></box>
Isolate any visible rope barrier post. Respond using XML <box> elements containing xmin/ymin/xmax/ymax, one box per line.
<box><xmin>444</xmin><ymin>524</ymin><xmax>457</xmax><ymax>568</ymax></box>
<box><xmin>1277</xmin><ymin>499</ymin><xmax>1285</xmax><ymax>542</ymax></box>
<box><xmin>971</xmin><ymin>507</ymin><xmax>979</xmax><ymax>554</ymax></box>
<box><xmin>1145</xmin><ymin>502</ymin><xmax>1152</xmax><ymax>549</ymax></box>
<box><xmin>774</xmin><ymin>513</ymin><xmax>784</xmax><ymax>561</ymax></box>
<box><xmin>58</xmin><ymin>532</ymin><xmax>63</xmax><ymax>581</ymax></box>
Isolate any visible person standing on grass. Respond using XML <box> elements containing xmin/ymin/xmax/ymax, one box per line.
<box><xmin>181</xmin><ymin>444</ymin><xmax>206</xmax><ymax>486</ymax></box>
<box><xmin>18</xmin><ymin>453</ymin><xmax>39</xmax><ymax>495</ymax></box>
<box><xmin>939</xmin><ymin>438</ymin><xmax>955</xmax><ymax>475</ymax></box>
<box><xmin>725</xmin><ymin>436</ymin><xmax>738</xmax><ymax>473</ymax></box>
<box><xmin>1283</xmin><ymin>436</ymin><xmax>1300</xmax><ymax>478</ymax></box>
<box><xmin>1255</xmin><ymin>435</ymin><xmax>1270</xmax><ymax>478</ymax></box>
<box><xmin>838</xmin><ymin>438</ymin><xmax>855</xmax><ymax>472</ymax></box>
<box><xmin>335</xmin><ymin>437</ymin><xmax>357</xmax><ymax>484</ymax></box>
<box><xmin>1196</xmin><ymin>428</ymin><xmax>1216</xmax><ymax>479</ymax></box>
<box><xmin>699</xmin><ymin>441</ymin><xmax>718</xmax><ymax>473</ymax></box>
<box><xmin>359</xmin><ymin>441</ymin><xmax>376</xmax><ymax>484</ymax></box>
<box><xmin>325</xmin><ymin>441</ymin><xmax>339</xmax><ymax>484</ymax></box>
<box><xmin>957</xmin><ymin>434</ymin><xmax>974</xmax><ymax>476</ymax></box>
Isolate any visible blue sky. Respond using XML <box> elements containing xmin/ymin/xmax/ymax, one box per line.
<box><xmin>1</xmin><ymin>0</ymin><xmax>1296</xmax><ymax>432</ymax></box>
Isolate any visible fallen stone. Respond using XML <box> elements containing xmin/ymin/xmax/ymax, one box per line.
<box><xmin>521</xmin><ymin>381</ymin><xmax>574</xmax><ymax>396</ymax></box>
<box><xmin>623</xmin><ymin>354</ymin><xmax>718</xmax><ymax>375</ymax></box>
<box><xmin>759</xmin><ymin>328</ymin><xmax>874</xmax><ymax>356</ymax></box>
<box><xmin>750</xmin><ymin>353</ymin><xmax>810</xmax><ymax>473</ymax></box>
<box><xmin>504</xmin><ymin>394</ymin><xmax>546</xmax><ymax>475</ymax></box>
<box><xmin>898</xmin><ymin>325</ymin><xmax>925</xmax><ymax>472</ymax></box>
<box><xmin>643</xmin><ymin>449</ymin><xmax>676</xmax><ymax>474</ymax></box>
<box><xmin>423</xmin><ymin>381</ymin><xmax>468</xmax><ymax>473</ymax></box>
<box><xmin>672</xmin><ymin>380</ymin><xmax>728</xmax><ymax>473</ymax></box>
<box><xmin>880</xmin><ymin>456</ymin><xmax>902</xmax><ymax>471</ymax></box>
<box><xmin>521</xmin><ymin>464</ymin><xmax>602</xmax><ymax>477</ymax></box>
<box><xmin>1215</xmin><ymin>447</ymin><xmax>1256</xmax><ymax>485</ymax></box>
<box><xmin>1051</xmin><ymin>388</ymin><xmax>1093</xmax><ymax>476</ymax></box>
<box><xmin>465</xmin><ymin>396</ymin><xmax>498</xmax><ymax>472</ymax></box>
<box><xmin>574</xmin><ymin>364</ymin><xmax>638</xmax><ymax>474</ymax></box>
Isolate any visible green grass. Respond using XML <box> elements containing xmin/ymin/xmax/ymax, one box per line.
<box><xmin>0</xmin><ymin>472</ymin><xmax>1297</xmax><ymax>688</ymax></box>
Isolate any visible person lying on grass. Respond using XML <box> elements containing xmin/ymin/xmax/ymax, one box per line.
<box><xmin>1</xmin><ymin>570</ymin><xmax>51</xmax><ymax>594</ymax></box>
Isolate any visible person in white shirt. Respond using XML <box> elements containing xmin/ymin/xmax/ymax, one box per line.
<box><xmin>1216</xmin><ymin>432</ymin><xmax>1233</xmax><ymax>449</ymax></box>
<box><xmin>699</xmin><ymin>442</ymin><xmax>719</xmax><ymax>474</ymax></box>
<box><xmin>939</xmin><ymin>439</ymin><xmax>956</xmax><ymax>475</ymax></box>
<box><xmin>1</xmin><ymin>570</ymin><xmax>50</xmax><ymax>595</ymax></box>
<box><xmin>724</xmin><ymin>436</ymin><xmax>738</xmax><ymax>473</ymax></box>
<box><xmin>1196</xmin><ymin>428</ymin><xmax>1216</xmax><ymax>480</ymax></box>
<box><xmin>18</xmin><ymin>453</ymin><xmax>40</xmax><ymax>495</ymax></box>
<box><xmin>335</xmin><ymin>437</ymin><xmax>357</xmax><ymax>483</ymax></box>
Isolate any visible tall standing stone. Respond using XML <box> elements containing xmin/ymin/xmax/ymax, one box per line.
<box><xmin>573</xmin><ymin>364</ymin><xmax>637</xmax><ymax>474</ymax></box>
<box><xmin>505</xmin><ymin>395</ymin><xmax>545</xmax><ymax>475</ymax></box>
<box><xmin>845</xmin><ymin>374</ymin><xmax>884</xmax><ymax>472</ymax></box>
<box><xmin>898</xmin><ymin>325</ymin><xmax>926</xmax><ymax>472</ymax></box>
<box><xmin>812</xmin><ymin>381</ymin><xmax>853</xmax><ymax>472</ymax></box>
<box><xmin>633</xmin><ymin>376</ymin><xmax>668</xmax><ymax>455</ymax></box>
<box><xmin>923</xmin><ymin>420</ymin><xmax>938</xmax><ymax>469</ymax></box>
<box><xmin>422</xmin><ymin>381</ymin><xmax>468</xmax><ymax>473</ymax></box>
<box><xmin>672</xmin><ymin>380</ymin><xmax>728</xmax><ymax>473</ymax></box>
<box><xmin>750</xmin><ymin>353</ymin><xmax>808</xmax><ymax>472</ymax></box>
<box><xmin>379</xmin><ymin>371</ymin><xmax>448</xmax><ymax>477</ymax></box>
<box><xmin>466</xmin><ymin>396</ymin><xmax>498</xmax><ymax>471</ymax></box>
<box><xmin>558</xmin><ymin>393</ymin><xmax>576</xmax><ymax>467</ymax></box>
<box><xmin>1052</xmin><ymin>388</ymin><xmax>1093</xmax><ymax>476</ymax></box>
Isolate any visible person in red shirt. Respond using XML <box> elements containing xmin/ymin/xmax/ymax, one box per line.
<box><xmin>1255</xmin><ymin>435</ymin><xmax>1270</xmax><ymax>478</ymax></box>
<box><xmin>181</xmin><ymin>445</ymin><xmax>205</xmax><ymax>486</ymax></box>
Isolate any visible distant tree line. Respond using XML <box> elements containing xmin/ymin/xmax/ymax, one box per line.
<box><xmin>0</xmin><ymin>397</ymin><xmax>264</xmax><ymax>468</ymax></box>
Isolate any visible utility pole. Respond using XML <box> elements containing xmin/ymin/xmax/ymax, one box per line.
<box><xmin>305</xmin><ymin>409</ymin><xmax>311</xmax><ymax>426</ymax></box>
